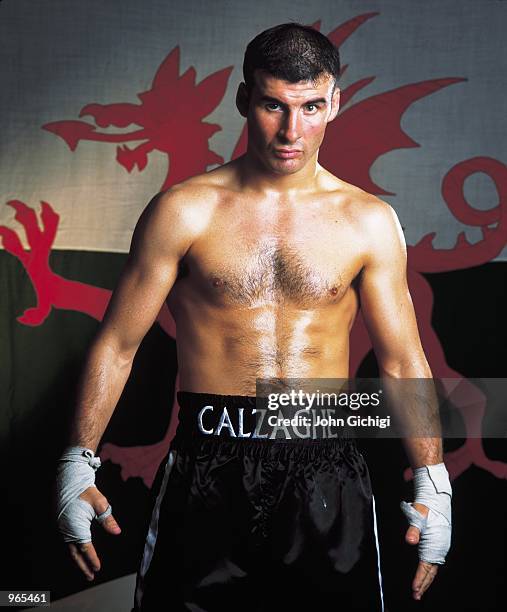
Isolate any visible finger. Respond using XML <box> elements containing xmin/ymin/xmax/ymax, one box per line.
<box><xmin>94</xmin><ymin>502</ymin><xmax>121</xmax><ymax>535</ymax></box>
<box><xmin>416</xmin><ymin>567</ymin><xmax>437</xmax><ymax>600</ymax></box>
<box><xmin>412</xmin><ymin>502</ymin><xmax>429</xmax><ymax>517</ymax></box>
<box><xmin>77</xmin><ymin>541</ymin><xmax>101</xmax><ymax>573</ymax></box>
<box><xmin>405</xmin><ymin>525</ymin><xmax>420</xmax><ymax>545</ymax></box>
<box><xmin>103</xmin><ymin>513</ymin><xmax>122</xmax><ymax>535</ymax></box>
<box><xmin>79</xmin><ymin>490</ymin><xmax>121</xmax><ymax>534</ymax></box>
<box><xmin>68</xmin><ymin>543</ymin><xmax>95</xmax><ymax>581</ymax></box>
<box><xmin>412</xmin><ymin>560</ymin><xmax>430</xmax><ymax>593</ymax></box>
<box><xmin>412</xmin><ymin>561</ymin><xmax>438</xmax><ymax>600</ymax></box>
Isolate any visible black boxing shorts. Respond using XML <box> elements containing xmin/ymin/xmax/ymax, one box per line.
<box><xmin>133</xmin><ymin>392</ymin><xmax>384</xmax><ymax>612</ymax></box>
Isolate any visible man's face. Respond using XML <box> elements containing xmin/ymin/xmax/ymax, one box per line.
<box><xmin>238</xmin><ymin>70</ymin><xmax>340</xmax><ymax>176</ymax></box>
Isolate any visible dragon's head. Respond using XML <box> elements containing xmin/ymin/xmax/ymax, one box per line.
<box><xmin>43</xmin><ymin>47</ymin><xmax>232</xmax><ymax>187</ymax></box>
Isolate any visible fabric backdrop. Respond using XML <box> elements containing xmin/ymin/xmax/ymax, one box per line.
<box><xmin>1</xmin><ymin>1</ymin><xmax>506</xmax><ymax>611</ymax></box>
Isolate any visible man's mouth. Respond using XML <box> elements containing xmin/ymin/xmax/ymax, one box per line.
<box><xmin>273</xmin><ymin>149</ymin><xmax>302</xmax><ymax>159</ymax></box>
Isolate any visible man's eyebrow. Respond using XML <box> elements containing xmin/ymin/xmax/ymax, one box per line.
<box><xmin>259</xmin><ymin>95</ymin><xmax>327</xmax><ymax>106</ymax></box>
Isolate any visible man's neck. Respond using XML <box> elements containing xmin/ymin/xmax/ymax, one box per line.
<box><xmin>238</xmin><ymin>151</ymin><xmax>321</xmax><ymax>195</ymax></box>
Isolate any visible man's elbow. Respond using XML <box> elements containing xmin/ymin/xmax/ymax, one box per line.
<box><xmin>89</xmin><ymin>334</ymin><xmax>138</xmax><ymax>371</ymax></box>
<box><xmin>378</xmin><ymin>356</ymin><xmax>432</xmax><ymax>379</ymax></box>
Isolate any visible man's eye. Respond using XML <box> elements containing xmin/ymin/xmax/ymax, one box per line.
<box><xmin>265</xmin><ymin>103</ymin><xmax>281</xmax><ymax>111</ymax></box>
<box><xmin>305</xmin><ymin>104</ymin><xmax>318</xmax><ymax>113</ymax></box>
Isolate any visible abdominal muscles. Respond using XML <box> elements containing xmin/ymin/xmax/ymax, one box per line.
<box><xmin>175</xmin><ymin>298</ymin><xmax>355</xmax><ymax>396</ymax></box>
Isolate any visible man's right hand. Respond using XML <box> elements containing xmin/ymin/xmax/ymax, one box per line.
<box><xmin>67</xmin><ymin>486</ymin><xmax>122</xmax><ymax>581</ymax></box>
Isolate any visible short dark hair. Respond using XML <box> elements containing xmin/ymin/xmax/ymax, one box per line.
<box><xmin>243</xmin><ymin>23</ymin><xmax>341</xmax><ymax>92</ymax></box>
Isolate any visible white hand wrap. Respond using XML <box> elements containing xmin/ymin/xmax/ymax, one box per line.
<box><xmin>400</xmin><ymin>462</ymin><xmax>452</xmax><ymax>564</ymax></box>
<box><xmin>56</xmin><ymin>446</ymin><xmax>111</xmax><ymax>544</ymax></box>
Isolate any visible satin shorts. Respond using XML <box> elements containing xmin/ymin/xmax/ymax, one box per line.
<box><xmin>134</xmin><ymin>392</ymin><xmax>384</xmax><ymax>611</ymax></box>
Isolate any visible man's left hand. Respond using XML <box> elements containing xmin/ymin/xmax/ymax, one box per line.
<box><xmin>405</xmin><ymin>502</ymin><xmax>438</xmax><ymax>601</ymax></box>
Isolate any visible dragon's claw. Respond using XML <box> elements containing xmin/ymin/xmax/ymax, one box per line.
<box><xmin>2</xmin><ymin>200</ymin><xmax>60</xmax><ymax>325</ymax></box>
<box><xmin>0</xmin><ymin>225</ymin><xmax>29</xmax><ymax>263</ymax></box>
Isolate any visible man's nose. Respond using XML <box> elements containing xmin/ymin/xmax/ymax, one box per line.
<box><xmin>278</xmin><ymin>110</ymin><xmax>301</xmax><ymax>144</ymax></box>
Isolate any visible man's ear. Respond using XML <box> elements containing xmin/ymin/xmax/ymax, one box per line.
<box><xmin>236</xmin><ymin>82</ymin><xmax>250</xmax><ymax>117</ymax></box>
<box><xmin>327</xmin><ymin>87</ymin><xmax>340</xmax><ymax>123</ymax></box>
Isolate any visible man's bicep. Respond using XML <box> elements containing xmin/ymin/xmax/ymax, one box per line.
<box><xmin>97</xmin><ymin>192</ymin><xmax>189</xmax><ymax>360</ymax></box>
<box><xmin>359</xmin><ymin>204</ymin><xmax>425</xmax><ymax>374</ymax></box>
<box><xmin>98</xmin><ymin>254</ymin><xmax>177</xmax><ymax>360</ymax></box>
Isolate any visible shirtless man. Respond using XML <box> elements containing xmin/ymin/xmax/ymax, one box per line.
<box><xmin>56</xmin><ymin>23</ymin><xmax>452</xmax><ymax>612</ymax></box>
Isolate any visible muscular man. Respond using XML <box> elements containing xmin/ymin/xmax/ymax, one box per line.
<box><xmin>56</xmin><ymin>23</ymin><xmax>451</xmax><ymax>611</ymax></box>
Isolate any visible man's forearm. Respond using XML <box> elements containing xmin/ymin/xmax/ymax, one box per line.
<box><xmin>380</xmin><ymin>366</ymin><xmax>443</xmax><ymax>468</ymax></box>
<box><xmin>402</xmin><ymin>433</ymin><xmax>442</xmax><ymax>469</ymax></box>
<box><xmin>68</xmin><ymin>340</ymin><xmax>134</xmax><ymax>452</ymax></box>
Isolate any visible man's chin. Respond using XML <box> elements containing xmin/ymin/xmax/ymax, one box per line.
<box><xmin>268</xmin><ymin>156</ymin><xmax>305</xmax><ymax>175</ymax></box>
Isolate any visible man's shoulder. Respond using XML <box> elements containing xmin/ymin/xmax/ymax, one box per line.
<box><xmin>134</xmin><ymin>176</ymin><xmax>224</xmax><ymax>254</ymax></box>
<box><xmin>155</xmin><ymin>163</ymin><xmax>237</xmax><ymax>213</ymax></box>
<box><xmin>143</xmin><ymin>174</ymin><xmax>228</xmax><ymax>241</ymax></box>
<box><xmin>333</xmin><ymin>183</ymin><xmax>406</xmax><ymax>261</ymax></box>
<box><xmin>348</xmin><ymin>189</ymin><xmax>397</xmax><ymax>229</ymax></box>
<box><xmin>322</xmin><ymin>172</ymin><xmax>396</xmax><ymax>226</ymax></box>
<box><xmin>155</xmin><ymin>176</ymin><xmax>221</xmax><ymax>210</ymax></box>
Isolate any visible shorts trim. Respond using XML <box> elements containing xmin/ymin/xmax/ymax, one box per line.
<box><xmin>134</xmin><ymin>451</ymin><xmax>176</xmax><ymax>610</ymax></box>
<box><xmin>372</xmin><ymin>494</ymin><xmax>385</xmax><ymax>612</ymax></box>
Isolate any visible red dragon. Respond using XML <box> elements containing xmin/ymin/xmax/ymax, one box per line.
<box><xmin>1</xmin><ymin>13</ymin><xmax>506</xmax><ymax>487</ymax></box>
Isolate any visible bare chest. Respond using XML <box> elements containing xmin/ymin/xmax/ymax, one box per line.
<box><xmin>184</xmin><ymin>230</ymin><xmax>363</xmax><ymax>308</ymax></box>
